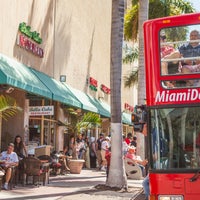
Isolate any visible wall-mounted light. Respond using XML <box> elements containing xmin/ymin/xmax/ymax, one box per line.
<box><xmin>60</xmin><ymin>75</ymin><xmax>66</xmax><ymax>82</ymax></box>
<box><xmin>98</xmin><ymin>96</ymin><xmax>104</xmax><ymax>100</ymax></box>
<box><xmin>6</xmin><ymin>87</ymin><xmax>14</xmax><ymax>94</ymax></box>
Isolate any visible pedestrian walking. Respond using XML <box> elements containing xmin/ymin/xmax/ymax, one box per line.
<box><xmin>96</xmin><ymin>133</ymin><xmax>104</xmax><ymax>169</ymax></box>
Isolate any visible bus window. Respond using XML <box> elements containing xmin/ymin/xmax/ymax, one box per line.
<box><xmin>150</xmin><ymin>107</ymin><xmax>200</xmax><ymax>170</ymax></box>
<box><xmin>160</xmin><ymin>25</ymin><xmax>200</xmax><ymax>88</ymax></box>
<box><xmin>161</xmin><ymin>79</ymin><xmax>200</xmax><ymax>88</ymax></box>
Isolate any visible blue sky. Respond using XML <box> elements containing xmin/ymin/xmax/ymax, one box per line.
<box><xmin>189</xmin><ymin>0</ymin><xmax>200</xmax><ymax>12</ymax></box>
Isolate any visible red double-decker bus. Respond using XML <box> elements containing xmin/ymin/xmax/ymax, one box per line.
<box><xmin>144</xmin><ymin>13</ymin><xmax>200</xmax><ymax>200</ymax></box>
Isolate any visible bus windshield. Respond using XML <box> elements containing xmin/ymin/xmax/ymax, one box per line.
<box><xmin>150</xmin><ymin>106</ymin><xmax>200</xmax><ymax>170</ymax></box>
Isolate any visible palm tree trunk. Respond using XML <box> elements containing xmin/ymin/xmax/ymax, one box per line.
<box><xmin>137</xmin><ymin>0</ymin><xmax>149</xmax><ymax>160</ymax></box>
<box><xmin>106</xmin><ymin>0</ymin><xmax>127</xmax><ymax>188</ymax></box>
<box><xmin>138</xmin><ymin>0</ymin><xmax>148</xmax><ymax>105</ymax></box>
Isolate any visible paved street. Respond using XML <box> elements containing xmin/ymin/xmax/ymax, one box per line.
<box><xmin>0</xmin><ymin>169</ymin><xmax>144</xmax><ymax>200</ymax></box>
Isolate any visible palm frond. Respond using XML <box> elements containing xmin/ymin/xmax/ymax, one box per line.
<box><xmin>76</xmin><ymin>112</ymin><xmax>102</xmax><ymax>131</ymax></box>
<box><xmin>0</xmin><ymin>95</ymin><xmax>22</xmax><ymax>120</ymax></box>
<box><xmin>123</xmin><ymin>69</ymin><xmax>138</xmax><ymax>88</ymax></box>
<box><xmin>123</xmin><ymin>45</ymin><xmax>139</xmax><ymax>64</ymax></box>
<box><xmin>124</xmin><ymin>5</ymin><xmax>139</xmax><ymax>41</ymax></box>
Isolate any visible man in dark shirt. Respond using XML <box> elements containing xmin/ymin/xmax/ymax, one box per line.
<box><xmin>179</xmin><ymin>29</ymin><xmax>200</xmax><ymax>66</ymax></box>
<box><xmin>179</xmin><ymin>30</ymin><xmax>200</xmax><ymax>86</ymax></box>
<box><xmin>96</xmin><ymin>133</ymin><xmax>104</xmax><ymax>170</ymax></box>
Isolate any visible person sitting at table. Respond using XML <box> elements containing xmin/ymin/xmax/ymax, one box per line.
<box><xmin>59</xmin><ymin>146</ymin><xmax>72</xmax><ymax>174</ymax></box>
<box><xmin>0</xmin><ymin>143</ymin><xmax>19</xmax><ymax>190</ymax></box>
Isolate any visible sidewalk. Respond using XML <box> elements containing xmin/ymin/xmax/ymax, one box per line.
<box><xmin>0</xmin><ymin>169</ymin><xmax>144</xmax><ymax>200</ymax></box>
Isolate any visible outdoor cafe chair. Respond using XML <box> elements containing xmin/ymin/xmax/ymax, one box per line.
<box><xmin>22</xmin><ymin>156</ymin><xmax>47</xmax><ymax>186</ymax></box>
<box><xmin>124</xmin><ymin>157</ymin><xmax>143</xmax><ymax>180</ymax></box>
<box><xmin>37</xmin><ymin>155</ymin><xmax>52</xmax><ymax>184</ymax></box>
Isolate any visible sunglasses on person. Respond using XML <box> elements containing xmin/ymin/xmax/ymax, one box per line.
<box><xmin>160</xmin><ymin>35</ymin><xmax>166</xmax><ymax>40</ymax></box>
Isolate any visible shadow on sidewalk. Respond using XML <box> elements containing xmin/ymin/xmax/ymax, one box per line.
<box><xmin>0</xmin><ymin>169</ymin><xmax>143</xmax><ymax>200</ymax></box>
<box><xmin>0</xmin><ymin>188</ymin><xmax>96</xmax><ymax>200</ymax></box>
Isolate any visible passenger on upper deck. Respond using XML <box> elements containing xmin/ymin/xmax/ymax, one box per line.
<box><xmin>179</xmin><ymin>30</ymin><xmax>200</xmax><ymax>75</ymax></box>
<box><xmin>160</xmin><ymin>31</ymin><xmax>181</xmax><ymax>88</ymax></box>
<box><xmin>179</xmin><ymin>30</ymin><xmax>200</xmax><ymax>66</ymax></box>
<box><xmin>161</xmin><ymin>30</ymin><xmax>200</xmax><ymax>87</ymax></box>
<box><xmin>160</xmin><ymin>31</ymin><xmax>175</xmax><ymax>58</ymax></box>
<box><xmin>179</xmin><ymin>30</ymin><xmax>200</xmax><ymax>86</ymax></box>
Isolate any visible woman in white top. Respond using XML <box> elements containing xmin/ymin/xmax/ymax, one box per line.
<box><xmin>100</xmin><ymin>136</ymin><xmax>110</xmax><ymax>171</ymax></box>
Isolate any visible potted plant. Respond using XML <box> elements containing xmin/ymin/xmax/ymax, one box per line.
<box><xmin>67</xmin><ymin>111</ymin><xmax>102</xmax><ymax>173</ymax></box>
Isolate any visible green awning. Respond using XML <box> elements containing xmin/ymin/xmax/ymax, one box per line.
<box><xmin>30</xmin><ymin>68</ymin><xmax>82</xmax><ymax>108</ymax></box>
<box><xmin>122</xmin><ymin>112</ymin><xmax>133</xmax><ymax>125</ymax></box>
<box><xmin>0</xmin><ymin>53</ymin><xmax>52</xmax><ymax>99</ymax></box>
<box><xmin>65</xmin><ymin>84</ymin><xmax>98</xmax><ymax>113</ymax></box>
<box><xmin>88</xmin><ymin>96</ymin><xmax>110</xmax><ymax>118</ymax></box>
<box><xmin>0</xmin><ymin>53</ymin><xmax>133</xmax><ymax>122</ymax></box>
<box><xmin>65</xmin><ymin>84</ymin><xmax>111</xmax><ymax>117</ymax></box>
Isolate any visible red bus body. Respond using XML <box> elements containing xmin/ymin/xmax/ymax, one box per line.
<box><xmin>144</xmin><ymin>13</ymin><xmax>200</xmax><ymax>107</ymax></box>
<box><xmin>150</xmin><ymin>173</ymin><xmax>200</xmax><ymax>199</ymax></box>
<box><xmin>144</xmin><ymin>13</ymin><xmax>200</xmax><ymax>200</ymax></box>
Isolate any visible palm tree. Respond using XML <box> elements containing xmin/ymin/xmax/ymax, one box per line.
<box><xmin>107</xmin><ymin>0</ymin><xmax>127</xmax><ymax>189</ymax></box>
<box><xmin>135</xmin><ymin>0</ymin><xmax>149</xmax><ymax>160</ymax></box>
<box><xmin>124</xmin><ymin>0</ymin><xmax>194</xmax><ymax>42</ymax></box>
<box><xmin>123</xmin><ymin>44</ymin><xmax>138</xmax><ymax>87</ymax></box>
<box><xmin>123</xmin><ymin>0</ymin><xmax>195</xmax><ymax>87</ymax></box>
<box><xmin>138</xmin><ymin>0</ymin><xmax>149</xmax><ymax>105</ymax></box>
<box><xmin>76</xmin><ymin>112</ymin><xmax>102</xmax><ymax>132</ymax></box>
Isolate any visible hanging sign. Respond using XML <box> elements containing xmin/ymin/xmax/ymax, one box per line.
<box><xmin>29</xmin><ymin>106</ymin><xmax>54</xmax><ymax>116</ymax></box>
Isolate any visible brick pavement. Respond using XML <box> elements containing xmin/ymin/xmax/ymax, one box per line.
<box><xmin>0</xmin><ymin>169</ymin><xmax>144</xmax><ymax>200</ymax></box>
